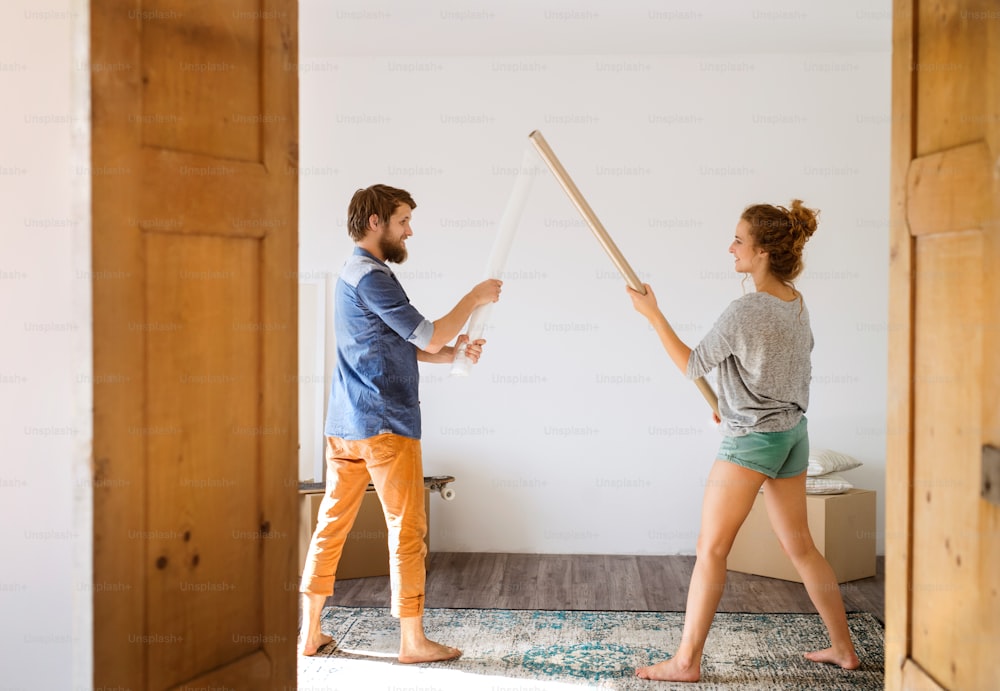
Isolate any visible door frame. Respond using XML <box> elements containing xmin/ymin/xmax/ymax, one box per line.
<box><xmin>885</xmin><ymin>0</ymin><xmax>915</xmax><ymax>687</ymax></box>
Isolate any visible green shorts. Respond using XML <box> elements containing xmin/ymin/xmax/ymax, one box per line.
<box><xmin>717</xmin><ymin>416</ymin><xmax>809</xmax><ymax>479</ymax></box>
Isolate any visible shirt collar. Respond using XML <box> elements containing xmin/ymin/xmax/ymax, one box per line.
<box><xmin>353</xmin><ymin>246</ymin><xmax>386</xmax><ymax>266</ymax></box>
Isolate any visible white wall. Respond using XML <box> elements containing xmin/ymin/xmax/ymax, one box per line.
<box><xmin>0</xmin><ymin>1</ymin><xmax>92</xmax><ymax>688</ymax></box>
<box><xmin>300</xmin><ymin>4</ymin><xmax>891</xmax><ymax>556</ymax></box>
<box><xmin>0</xmin><ymin>2</ymin><xmax>889</xmax><ymax>686</ymax></box>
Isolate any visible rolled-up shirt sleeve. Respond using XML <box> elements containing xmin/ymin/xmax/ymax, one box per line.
<box><xmin>408</xmin><ymin>319</ymin><xmax>434</xmax><ymax>350</ymax></box>
<box><xmin>357</xmin><ymin>271</ymin><xmax>431</xmax><ymax>346</ymax></box>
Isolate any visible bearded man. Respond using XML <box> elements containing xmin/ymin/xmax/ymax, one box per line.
<box><xmin>299</xmin><ymin>184</ymin><xmax>502</xmax><ymax>662</ymax></box>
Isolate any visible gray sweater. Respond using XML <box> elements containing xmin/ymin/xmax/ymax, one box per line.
<box><xmin>687</xmin><ymin>292</ymin><xmax>813</xmax><ymax>436</ymax></box>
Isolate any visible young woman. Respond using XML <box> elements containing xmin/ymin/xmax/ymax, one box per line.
<box><xmin>628</xmin><ymin>200</ymin><xmax>860</xmax><ymax>682</ymax></box>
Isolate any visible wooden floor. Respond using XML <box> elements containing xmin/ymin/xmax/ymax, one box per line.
<box><xmin>333</xmin><ymin>552</ymin><xmax>885</xmax><ymax>624</ymax></box>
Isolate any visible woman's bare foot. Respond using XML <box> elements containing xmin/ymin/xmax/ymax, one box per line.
<box><xmin>299</xmin><ymin>631</ymin><xmax>334</xmax><ymax>657</ymax></box>
<box><xmin>636</xmin><ymin>657</ymin><xmax>700</xmax><ymax>682</ymax></box>
<box><xmin>398</xmin><ymin>638</ymin><xmax>462</xmax><ymax>664</ymax></box>
<box><xmin>804</xmin><ymin>646</ymin><xmax>860</xmax><ymax>670</ymax></box>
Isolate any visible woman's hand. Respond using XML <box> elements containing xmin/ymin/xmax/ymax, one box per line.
<box><xmin>627</xmin><ymin>283</ymin><xmax>661</xmax><ymax>321</ymax></box>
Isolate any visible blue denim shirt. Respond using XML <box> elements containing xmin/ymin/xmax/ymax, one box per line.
<box><xmin>325</xmin><ymin>248</ymin><xmax>434</xmax><ymax>440</ymax></box>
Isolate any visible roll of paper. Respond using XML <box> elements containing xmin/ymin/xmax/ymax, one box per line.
<box><xmin>451</xmin><ymin>147</ymin><xmax>536</xmax><ymax>376</ymax></box>
<box><xmin>528</xmin><ymin>129</ymin><xmax>720</xmax><ymax>417</ymax></box>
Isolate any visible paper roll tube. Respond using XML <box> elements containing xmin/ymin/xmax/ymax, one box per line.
<box><xmin>528</xmin><ymin>130</ymin><xmax>645</xmax><ymax>294</ymax></box>
<box><xmin>528</xmin><ymin>129</ymin><xmax>720</xmax><ymax>417</ymax></box>
<box><xmin>450</xmin><ymin>147</ymin><xmax>536</xmax><ymax>376</ymax></box>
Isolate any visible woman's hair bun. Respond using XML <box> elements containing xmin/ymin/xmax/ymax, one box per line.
<box><xmin>741</xmin><ymin>199</ymin><xmax>819</xmax><ymax>283</ymax></box>
<box><xmin>785</xmin><ymin>199</ymin><xmax>818</xmax><ymax>246</ymax></box>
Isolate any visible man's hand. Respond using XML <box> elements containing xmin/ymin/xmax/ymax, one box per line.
<box><xmin>470</xmin><ymin>279</ymin><xmax>502</xmax><ymax>307</ymax></box>
<box><xmin>427</xmin><ymin>280</ymin><xmax>503</xmax><ymax>354</ymax></box>
<box><xmin>454</xmin><ymin>335</ymin><xmax>487</xmax><ymax>364</ymax></box>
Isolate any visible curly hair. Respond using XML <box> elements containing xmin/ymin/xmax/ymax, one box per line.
<box><xmin>346</xmin><ymin>184</ymin><xmax>417</xmax><ymax>242</ymax></box>
<box><xmin>740</xmin><ymin>199</ymin><xmax>818</xmax><ymax>284</ymax></box>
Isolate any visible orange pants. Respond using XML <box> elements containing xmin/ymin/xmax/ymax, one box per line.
<box><xmin>300</xmin><ymin>434</ymin><xmax>428</xmax><ymax>618</ymax></box>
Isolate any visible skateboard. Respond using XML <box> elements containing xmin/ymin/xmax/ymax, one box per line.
<box><xmin>424</xmin><ymin>475</ymin><xmax>456</xmax><ymax>501</ymax></box>
<box><xmin>299</xmin><ymin>476</ymin><xmax>456</xmax><ymax>501</ymax></box>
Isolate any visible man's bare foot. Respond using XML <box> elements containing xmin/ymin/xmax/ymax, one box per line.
<box><xmin>398</xmin><ymin>639</ymin><xmax>462</xmax><ymax>664</ymax></box>
<box><xmin>298</xmin><ymin>592</ymin><xmax>333</xmax><ymax>656</ymax></box>
<box><xmin>299</xmin><ymin>632</ymin><xmax>334</xmax><ymax>657</ymax></box>
<box><xmin>636</xmin><ymin>657</ymin><xmax>700</xmax><ymax>682</ymax></box>
<box><xmin>804</xmin><ymin>646</ymin><xmax>860</xmax><ymax>670</ymax></box>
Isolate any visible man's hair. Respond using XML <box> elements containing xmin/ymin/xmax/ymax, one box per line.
<box><xmin>346</xmin><ymin>185</ymin><xmax>417</xmax><ymax>241</ymax></box>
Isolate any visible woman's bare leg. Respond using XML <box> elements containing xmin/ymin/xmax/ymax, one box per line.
<box><xmin>637</xmin><ymin>460</ymin><xmax>766</xmax><ymax>682</ymax></box>
<box><xmin>762</xmin><ymin>473</ymin><xmax>860</xmax><ymax>669</ymax></box>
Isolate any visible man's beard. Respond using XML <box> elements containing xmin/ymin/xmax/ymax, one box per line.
<box><xmin>379</xmin><ymin>234</ymin><xmax>408</xmax><ymax>264</ymax></box>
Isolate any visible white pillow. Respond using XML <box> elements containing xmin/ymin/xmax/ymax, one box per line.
<box><xmin>805</xmin><ymin>472</ymin><xmax>854</xmax><ymax>495</ymax></box>
<box><xmin>807</xmin><ymin>448</ymin><xmax>863</xmax><ymax>477</ymax></box>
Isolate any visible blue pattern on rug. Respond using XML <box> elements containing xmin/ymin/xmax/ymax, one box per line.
<box><xmin>509</xmin><ymin>641</ymin><xmax>650</xmax><ymax>680</ymax></box>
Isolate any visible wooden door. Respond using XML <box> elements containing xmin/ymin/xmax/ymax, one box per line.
<box><xmin>91</xmin><ymin>1</ymin><xmax>298</xmax><ymax>688</ymax></box>
<box><xmin>886</xmin><ymin>1</ymin><xmax>1000</xmax><ymax>689</ymax></box>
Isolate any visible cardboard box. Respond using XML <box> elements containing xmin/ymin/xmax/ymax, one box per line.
<box><xmin>299</xmin><ymin>487</ymin><xmax>430</xmax><ymax>580</ymax></box>
<box><xmin>728</xmin><ymin>488</ymin><xmax>876</xmax><ymax>583</ymax></box>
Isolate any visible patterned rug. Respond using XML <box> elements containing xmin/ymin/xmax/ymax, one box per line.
<box><xmin>299</xmin><ymin>606</ymin><xmax>884</xmax><ymax>690</ymax></box>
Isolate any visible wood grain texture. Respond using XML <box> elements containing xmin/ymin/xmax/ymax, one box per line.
<box><xmin>91</xmin><ymin>2</ymin><xmax>148</xmax><ymax>687</ymax></box>
<box><xmin>890</xmin><ymin>1</ymin><xmax>1000</xmax><ymax>689</ymax></box>
<box><xmin>906</xmin><ymin>142</ymin><xmax>992</xmax><ymax>236</ymax></box>
<box><xmin>901</xmin><ymin>658</ymin><xmax>947</xmax><ymax>691</ymax></box>
<box><xmin>885</xmin><ymin>1</ymin><xmax>917</xmax><ymax>686</ymax></box>
<box><xmin>141</xmin><ymin>0</ymin><xmax>263</xmax><ymax>162</ymax></box>
<box><xmin>258</xmin><ymin>4</ymin><xmax>299</xmax><ymax>687</ymax></box>
<box><xmin>979</xmin><ymin>8</ymin><xmax>1000</xmax><ymax>689</ymax></box>
<box><xmin>166</xmin><ymin>650</ymin><xmax>271</xmax><ymax>691</ymax></box>
<box><xmin>911</xmin><ymin>232</ymin><xmax>984</xmax><ymax>689</ymax></box>
<box><xmin>92</xmin><ymin>1</ymin><xmax>298</xmax><ymax>687</ymax></box>
<box><xmin>145</xmin><ymin>233</ymin><xmax>263</xmax><ymax>686</ymax></box>
<box><xmin>914</xmin><ymin>0</ymin><xmax>988</xmax><ymax>157</ymax></box>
